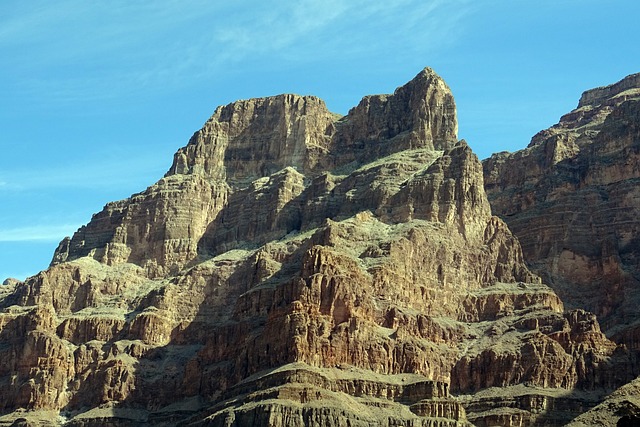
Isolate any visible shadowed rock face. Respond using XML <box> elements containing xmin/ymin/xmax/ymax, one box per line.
<box><xmin>0</xmin><ymin>69</ymin><xmax>636</xmax><ymax>427</ymax></box>
<box><xmin>483</xmin><ymin>73</ymin><xmax>640</xmax><ymax>341</ymax></box>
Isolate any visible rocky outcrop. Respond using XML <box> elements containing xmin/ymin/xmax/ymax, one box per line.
<box><xmin>51</xmin><ymin>174</ymin><xmax>228</xmax><ymax>278</ymax></box>
<box><xmin>565</xmin><ymin>376</ymin><xmax>640</xmax><ymax>426</ymax></box>
<box><xmin>186</xmin><ymin>363</ymin><xmax>469</xmax><ymax>427</ymax></box>
<box><xmin>0</xmin><ymin>68</ymin><xmax>635</xmax><ymax>426</ymax></box>
<box><xmin>52</xmin><ymin>68</ymin><xmax>458</xmax><ymax>277</ymax></box>
<box><xmin>168</xmin><ymin>94</ymin><xmax>337</xmax><ymax>182</ymax></box>
<box><xmin>332</xmin><ymin>67</ymin><xmax>458</xmax><ymax>163</ymax></box>
<box><xmin>484</xmin><ymin>73</ymin><xmax>640</xmax><ymax>338</ymax></box>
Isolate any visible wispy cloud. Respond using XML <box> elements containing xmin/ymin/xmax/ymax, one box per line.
<box><xmin>0</xmin><ymin>224</ymin><xmax>79</xmax><ymax>242</ymax></box>
<box><xmin>1</xmin><ymin>1</ymin><xmax>225</xmax><ymax>101</ymax></box>
<box><xmin>1</xmin><ymin>0</ymin><xmax>475</xmax><ymax>105</ymax></box>
<box><xmin>0</xmin><ymin>148</ymin><xmax>170</xmax><ymax>192</ymax></box>
<box><xmin>207</xmin><ymin>0</ymin><xmax>475</xmax><ymax>64</ymax></box>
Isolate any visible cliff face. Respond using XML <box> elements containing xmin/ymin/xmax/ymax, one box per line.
<box><xmin>51</xmin><ymin>68</ymin><xmax>458</xmax><ymax>278</ymax></box>
<box><xmin>0</xmin><ymin>68</ymin><xmax>635</xmax><ymax>427</ymax></box>
<box><xmin>483</xmin><ymin>73</ymin><xmax>640</xmax><ymax>343</ymax></box>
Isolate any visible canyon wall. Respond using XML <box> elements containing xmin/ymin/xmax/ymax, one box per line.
<box><xmin>0</xmin><ymin>68</ymin><xmax>637</xmax><ymax>426</ymax></box>
<box><xmin>484</xmin><ymin>73</ymin><xmax>640</xmax><ymax>346</ymax></box>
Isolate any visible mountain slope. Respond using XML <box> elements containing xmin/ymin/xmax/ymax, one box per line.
<box><xmin>0</xmin><ymin>68</ymin><xmax>634</xmax><ymax>426</ymax></box>
<box><xmin>484</xmin><ymin>73</ymin><xmax>640</xmax><ymax>348</ymax></box>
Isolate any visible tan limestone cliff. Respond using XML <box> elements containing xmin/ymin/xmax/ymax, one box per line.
<box><xmin>52</xmin><ymin>68</ymin><xmax>458</xmax><ymax>277</ymax></box>
<box><xmin>483</xmin><ymin>73</ymin><xmax>640</xmax><ymax>343</ymax></box>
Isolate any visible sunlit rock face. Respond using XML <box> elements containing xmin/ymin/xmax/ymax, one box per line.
<box><xmin>52</xmin><ymin>68</ymin><xmax>459</xmax><ymax>277</ymax></box>
<box><xmin>0</xmin><ymin>68</ymin><xmax>636</xmax><ymax>427</ymax></box>
<box><xmin>483</xmin><ymin>73</ymin><xmax>640</xmax><ymax>339</ymax></box>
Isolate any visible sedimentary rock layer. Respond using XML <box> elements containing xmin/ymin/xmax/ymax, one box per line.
<box><xmin>484</xmin><ymin>73</ymin><xmax>640</xmax><ymax>339</ymax></box>
<box><xmin>0</xmin><ymin>68</ymin><xmax>635</xmax><ymax>426</ymax></box>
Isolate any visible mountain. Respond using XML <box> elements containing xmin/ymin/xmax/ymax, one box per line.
<box><xmin>484</xmin><ymin>73</ymin><xmax>640</xmax><ymax>350</ymax></box>
<box><xmin>0</xmin><ymin>68</ymin><xmax>637</xmax><ymax>426</ymax></box>
<box><xmin>483</xmin><ymin>71</ymin><xmax>640</xmax><ymax>427</ymax></box>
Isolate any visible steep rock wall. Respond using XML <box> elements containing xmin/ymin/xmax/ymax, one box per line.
<box><xmin>484</xmin><ymin>73</ymin><xmax>640</xmax><ymax>337</ymax></box>
<box><xmin>0</xmin><ymin>68</ymin><xmax>634</xmax><ymax>426</ymax></box>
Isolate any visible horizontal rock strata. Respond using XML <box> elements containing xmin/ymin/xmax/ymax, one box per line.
<box><xmin>483</xmin><ymin>73</ymin><xmax>640</xmax><ymax>341</ymax></box>
<box><xmin>0</xmin><ymin>68</ymin><xmax>636</xmax><ymax>426</ymax></box>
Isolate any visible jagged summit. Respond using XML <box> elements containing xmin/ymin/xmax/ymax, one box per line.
<box><xmin>52</xmin><ymin>68</ymin><xmax>460</xmax><ymax>276</ymax></box>
<box><xmin>167</xmin><ymin>67</ymin><xmax>457</xmax><ymax>185</ymax></box>
<box><xmin>336</xmin><ymin>67</ymin><xmax>458</xmax><ymax>154</ymax></box>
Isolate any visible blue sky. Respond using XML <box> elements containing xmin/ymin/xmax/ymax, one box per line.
<box><xmin>1</xmin><ymin>0</ymin><xmax>639</xmax><ymax>281</ymax></box>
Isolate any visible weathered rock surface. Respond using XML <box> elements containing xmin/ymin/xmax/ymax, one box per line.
<box><xmin>52</xmin><ymin>68</ymin><xmax>458</xmax><ymax>277</ymax></box>
<box><xmin>483</xmin><ymin>73</ymin><xmax>640</xmax><ymax>342</ymax></box>
<box><xmin>565</xmin><ymin>376</ymin><xmax>640</xmax><ymax>426</ymax></box>
<box><xmin>0</xmin><ymin>68</ymin><xmax>636</xmax><ymax>426</ymax></box>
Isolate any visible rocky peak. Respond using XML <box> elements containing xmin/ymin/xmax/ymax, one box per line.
<box><xmin>167</xmin><ymin>67</ymin><xmax>458</xmax><ymax>187</ymax></box>
<box><xmin>577</xmin><ymin>72</ymin><xmax>640</xmax><ymax>108</ymax></box>
<box><xmin>333</xmin><ymin>67</ymin><xmax>458</xmax><ymax>163</ymax></box>
<box><xmin>167</xmin><ymin>94</ymin><xmax>337</xmax><ymax>185</ymax></box>
<box><xmin>53</xmin><ymin>68</ymin><xmax>460</xmax><ymax>274</ymax></box>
